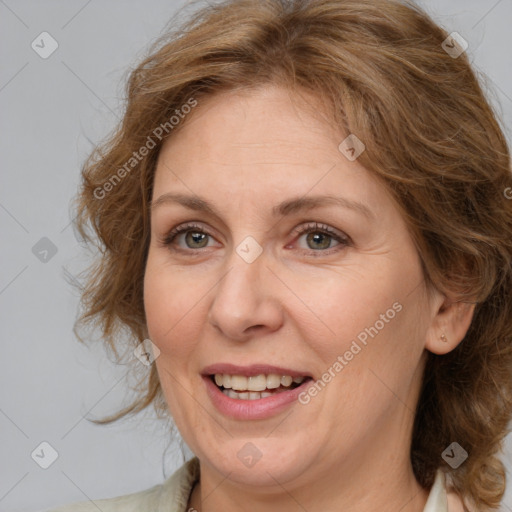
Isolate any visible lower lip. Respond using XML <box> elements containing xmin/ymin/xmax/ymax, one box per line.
<box><xmin>203</xmin><ymin>376</ymin><xmax>312</xmax><ymax>420</ymax></box>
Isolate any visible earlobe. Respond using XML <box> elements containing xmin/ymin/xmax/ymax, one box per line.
<box><xmin>425</xmin><ymin>299</ymin><xmax>476</xmax><ymax>355</ymax></box>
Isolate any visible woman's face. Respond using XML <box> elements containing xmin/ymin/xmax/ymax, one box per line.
<box><xmin>144</xmin><ymin>85</ymin><xmax>439</xmax><ymax>487</ymax></box>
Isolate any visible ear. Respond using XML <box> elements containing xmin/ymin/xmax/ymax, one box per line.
<box><xmin>425</xmin><ymin>293</ymin><xmax>476</xmax><ymax>355</ymax></box>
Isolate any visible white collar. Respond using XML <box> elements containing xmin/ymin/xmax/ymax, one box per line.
<box><xmin>423</xmin><ymin>470</ymin><xmax>448</xmax><ymax>512</ymax></box>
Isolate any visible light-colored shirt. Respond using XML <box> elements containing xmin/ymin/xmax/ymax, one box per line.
<box><xmin>46</xmin><ymin>457</ymin><xmax>466</xmax><ymax>511</ymax></box>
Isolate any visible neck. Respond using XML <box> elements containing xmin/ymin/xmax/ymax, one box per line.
<box><xmin>188</xmin><ymin>444</ymin><xmax>430</xmax><ymax>512</ymax></box>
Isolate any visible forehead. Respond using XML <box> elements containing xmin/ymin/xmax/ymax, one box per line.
<box><xmin>155</xmin><ymin>85</ymin><xmax>356</xmax><ymax>185</ymax></box>
<box><xmin>161</xmin><ymin>85</ymin><xmax>343</xmax><ymax>162</ymax></box>
<box><xmin>151</xmin><ymin>84</ymin><xmax>395</xmax><ymax>224</ymax></box>
<box><xmin>150</xmin><ymin>86</ymin><xmax>413</xmax><ymax>253</ymax></box>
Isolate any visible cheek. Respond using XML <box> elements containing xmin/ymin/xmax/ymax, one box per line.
<box><xmin>301</xmin><ymin>264</ymin><xmax>423</xmax><ymax>376</ymax></box>
<box><xmin>143</xmin><ymin>255</ymin><xmax>205</xmax><ymax>361</ymax></box>
<box><xmin>286</xmin><ymin>267</ymin><xmax>399</xmax><ymax>358</ymax></box>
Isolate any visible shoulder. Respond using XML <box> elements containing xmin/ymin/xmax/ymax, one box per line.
<box><xmin>45</xmin><ymin>457</ymin><xmax>200</xmax><ymax>512</ymax></box>
<box><xmin>45</xmin><ymin>482</ymin><xmax>162</xmax><ymax>512</ymax></box>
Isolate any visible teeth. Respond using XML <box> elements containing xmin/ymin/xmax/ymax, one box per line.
<box><xmin>230</xmin><ymin>375</ymin><xmax>247</xmax><ymax>391</ymax></box>
<box><xmin>281</xmin><ymin>375</ymin><xmax>293</xmax><ymax>387</ymax></box>
<box><xmin>222</xmin><ymin>389</ymin><xmax>281</xmax><ymax>400</ymax></box>
<box><xmin>248</xmin><ymin>374</ymin><xmax>267</xmax><ymax>391</ymax></box>
<box><xmin>214</xmin><ymin>373</ymin><xmax>306</xmax><ymax>392</ymax></box>
<box><xmin>222</xmin><ymin>374</ymin><xmax>232</xmax><ymax>389</ymax></box>
<box><xmin>267</xmin><ymin>374</ymin><xmax>281</xmax><ymax>389</ymax></box>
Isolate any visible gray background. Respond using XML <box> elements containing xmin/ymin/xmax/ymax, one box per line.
<box><xmin>1</xmin><ymin>1</ymin><xmax>511</xmax><ymax>511</ymax></box>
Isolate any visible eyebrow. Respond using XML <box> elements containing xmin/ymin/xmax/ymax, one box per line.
<box><xmin>150</xmin><ymin>192</ymin><xmax>375</xmax><ymax>220</ymax></box>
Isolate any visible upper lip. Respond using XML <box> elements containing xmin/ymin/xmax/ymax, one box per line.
<box><xmin>202</xmin><ymin>363</ymin><xmax>312</xmax><ymax>378</ymax></box>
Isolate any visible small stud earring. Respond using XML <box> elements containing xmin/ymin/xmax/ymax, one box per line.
<box><xmin>440</xmin><ymin>333</ymin><xmax>448</xmax><ymax>343</ymax></box>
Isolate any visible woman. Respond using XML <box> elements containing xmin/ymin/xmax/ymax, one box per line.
<box><xmin>49</xmin><ymin>0</ymin><xmax>512</xmax><ymax>510</ymax></box>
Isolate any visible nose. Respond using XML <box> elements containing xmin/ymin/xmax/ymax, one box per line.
<box><xmin>207</xmin><ymin>248</ymin><xmax>284</xmax><ymax>341</ymax></box>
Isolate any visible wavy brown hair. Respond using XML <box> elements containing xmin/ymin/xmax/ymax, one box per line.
<box><xmin>74</xmin><ymin>0</ymin><xmax>512</xmax><ymax>509</ymax></box>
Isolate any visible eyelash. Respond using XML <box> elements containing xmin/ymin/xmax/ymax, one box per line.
<box><xmin>161</xmin><ymin>221</ymin><xmax>351</xmax><ymax>256</ymax></box>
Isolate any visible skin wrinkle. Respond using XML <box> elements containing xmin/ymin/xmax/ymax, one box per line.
<box><xmin>143</xmin><ymin>85</ymin><xmax>475</xmax><ymax>512</ymax></box>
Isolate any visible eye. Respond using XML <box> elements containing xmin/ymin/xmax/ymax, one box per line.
<box><xmin>161</xmin><ymin>221</ymin><xmax>351</xmax><ymax>256</ymax></box>
<box><xmin>290</xmin><ymin>222</ymin><xmax>351</xmax><ymax>255</ymax></box>
<box><xmin>162</xmin><ymin>222</ymin><xmax>217</xmax><ymax>251</ymax></box>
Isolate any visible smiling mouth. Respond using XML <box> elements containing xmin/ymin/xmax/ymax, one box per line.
<box><xmin>210</xmin><ymin>373</ymin><xmax>311</xmax><ymax>400</ymax></box>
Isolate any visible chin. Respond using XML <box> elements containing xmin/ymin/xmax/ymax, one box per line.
<box><xmin>197</xmin><ymin>438</ymin><xmax>316</xmax><ymax>487</ymax></box>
